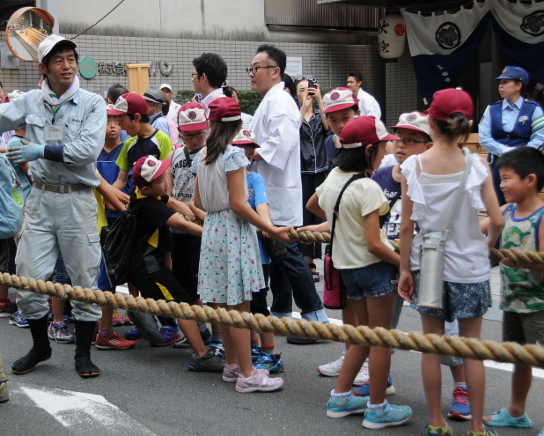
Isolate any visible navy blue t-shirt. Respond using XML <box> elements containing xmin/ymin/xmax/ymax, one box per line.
<box><xmin>372</xmin><ymin>165</ymin><xmax>401</xmax><ymax>239</ymax></box>
<box><xmin>97</xmin><ymin>143</ymin><xmax>132</xmax><ymax>218</ymax></box>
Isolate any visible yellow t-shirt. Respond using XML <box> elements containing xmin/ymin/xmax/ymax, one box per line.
<box><xmin>317</xmin><ymin>169</ymin><xmax>393</xmax><ymax>269</ymax></box>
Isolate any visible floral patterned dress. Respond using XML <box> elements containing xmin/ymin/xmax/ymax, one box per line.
<box><xmin>195</xmin><ymin>145</ymin><xmax>264</xmax><ymax>305</ymax></box>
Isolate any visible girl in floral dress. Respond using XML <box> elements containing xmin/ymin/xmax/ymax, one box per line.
<box><xmin>193</xmin><ymin>97</ymin><xmax>290</xmax><ymax>393</ymax></box>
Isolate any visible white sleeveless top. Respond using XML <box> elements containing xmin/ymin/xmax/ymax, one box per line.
<box><xmin>195</xmin><ymin>145</ymin><xmax>248</xmax><ymax>213</ymax></box>
<box><xmin>401</xmin><ymin>148</ymin><xmax>490</xmax><ymax>283</ymax></box>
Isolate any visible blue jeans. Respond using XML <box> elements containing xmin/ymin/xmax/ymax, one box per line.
<box><xmin>269</xmin><ymin>240</ymin><xmax>327</xmax><ymax>322</ymax></box>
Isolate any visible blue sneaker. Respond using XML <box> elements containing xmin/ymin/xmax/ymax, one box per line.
<box><xmin>124</xmin><ymin>327</ymin><xmax>142</xmax><ymax>340</ymax></box>
<box><xmin>9</xmin><ymin>311</ymin><xmax>29</xmax><ymax>328</ymax></box>
<box><xmin>151</xmin><ymin>326</ymin><xmax>182</xmax><ymax>347</ymax></box>
<box><xmin>362</xmin><ymin>402</ymin><xmax>412</xmax><ymax>429</ymax></box>
<box><xmin>537</xmin><ymin>427</ymin><xmax>543</xmax><ymax>436</ymax></box>
<box><xmin>448</xmin><ymin>386</ymin><xmax>471</xmax><ymax>420</ymax></box>
<box><xmin>252</xmin><ymin>349</ymin><xmax>285</xmax><ymax>374</ymax></box>
<box><xmin>485</xmin><ymin>407</ymin><xmax>532</xmax><ymax>428</ymax></box>
<box><xmin>354</xmin><ymin>375</ymin><xmax>395</xmax><ymax>397</ymax></box>
<box><xmin>326</xmin><ymin>393</ymin><xmax>368</xmax><ymax>418</ymax></box>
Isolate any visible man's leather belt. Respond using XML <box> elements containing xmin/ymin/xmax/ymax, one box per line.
<box><xmin>32</xmin><ymin>182</ymin><xmax>90</xmax><ymax>193</ymax></box>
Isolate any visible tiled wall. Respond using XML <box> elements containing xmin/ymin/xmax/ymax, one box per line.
<box><xmin>384</xmin><ymin>48</ymin><xmax>421</xmax><ymax>127</ymax></box>
<box><xmin>0</xmin><ymin>32</ymin><xmax>386</xmax><ymax>113</ymax></box>
<box><xmin>1</xmin><ymin>30</ymin><xmax>513</xmax><ymax>126</ymax></box>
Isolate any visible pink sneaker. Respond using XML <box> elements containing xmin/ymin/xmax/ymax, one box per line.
<box><xmin>122</xmin><ymin>313</ymin><xmax>134</xmax><ymax>326</ymax></box>
<box><xmin>223</xmin><ymin>364</ymin><xmax>240</xmax><ymax>382</ymax></box>
<box><xmin>235</xmin><ymin>368</ymin><xmax>284</xmax><ymax>393</ymax></box>
<box><xmin>111</xmin><ymin>309</ymin><xmax>123</xmax><ymax>326</ymax></box>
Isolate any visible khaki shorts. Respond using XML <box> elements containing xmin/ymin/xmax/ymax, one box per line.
<box><xmin>502</xmin><ymin>310</ymin><xmax>544</xmax><ymax>345</ymax></box>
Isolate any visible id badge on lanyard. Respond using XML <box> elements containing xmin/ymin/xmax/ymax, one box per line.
<box><xmin>45</xmin><ymin>125</ymin><xmax>63</xmax><ymax>142</ymax></box>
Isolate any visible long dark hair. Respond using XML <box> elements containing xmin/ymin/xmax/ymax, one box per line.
<box><xmin>332</xmin><ymin>142</ymin><xmax>380</xmax><ymax>173</ymax></box>
<box><xmin>205</xmin><ymin>119</ymin><xmax>243</xmax><ymax>165</ymax></box>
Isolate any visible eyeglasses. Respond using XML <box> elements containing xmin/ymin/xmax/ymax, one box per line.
<box><xmin>181</xmin><ymin>131</ymin><xmax>206</xmax><ymax>140</ymax></box>
<box><xmin>393</xmin><ymin>138</ymin><xmax>429</xmax><ymax>146</ymax></box>
<box><xmin>191</xmin><ymin>72</ymin><xmax>198</xmax><ymax>78</ymax></box>
<box><xmin>245</xmin><ymin>65</ymin><xmax>278</xmax><ymax>76</ymax></box>
<box><xmin>295</xmin><ymin>76</ymin><xmax>316</xmax><ymax>82</ymax></box>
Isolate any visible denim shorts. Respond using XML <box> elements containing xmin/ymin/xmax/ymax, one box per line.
<box><xmin>339</xmin><ymin>261</ymin><xmax>397</xmax><ymax>300</ymax></box>
<box><xmin>411</xmin><ymin>271</ymin><xmax>491</xmax><ymax>323</ymax></box>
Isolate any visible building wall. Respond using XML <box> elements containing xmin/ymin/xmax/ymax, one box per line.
<box><xmin>0</xmin><ymin>32</ymin><xmax>386</xmax><ymax>118</ymax></box>
<box><xmin>56</xmin><ymin>0</ymin><xmax>375</xmax><ymax>45</ymax></box>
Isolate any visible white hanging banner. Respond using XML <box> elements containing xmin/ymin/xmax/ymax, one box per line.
<box><xmin>401</xmin><ymin>1</ymin><xmax>489</xmax><ymax>56</ymax></box>
<box><xmin>490</xmin><ymin>1</ymin><xmax>544</xmax><ymax>44</ymax></box>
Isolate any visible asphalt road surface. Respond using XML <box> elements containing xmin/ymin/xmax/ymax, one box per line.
<box><xmin>1</xmin><ymin>286</ymin><xmax>543</xmax><ymax>435</ymax></box>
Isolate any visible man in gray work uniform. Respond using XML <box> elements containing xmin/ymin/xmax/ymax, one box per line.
<box><xmin>1</xmin><ymin>35</ymin><xmax>106</xmax><ymax>378</ymax></box>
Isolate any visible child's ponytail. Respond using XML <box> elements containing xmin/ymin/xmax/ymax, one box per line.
<box><xmin>433</xmin><ymin>113</ymin><xmax>471</xmax><ymax>146</ymax></box>
<box><xmin>426</xmin><ymin>88</ymin><xmax>473</xmax><ymax>146</ymax></box>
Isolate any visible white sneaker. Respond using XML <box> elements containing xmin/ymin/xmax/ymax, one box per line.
<box><xmin>353</xmin><ymin>358</ymin><xmax>369</xmax><ymax>386</ymax></box>
<box><xmin>317</xmin><ymin>351</ymin><xmax>346</xmax><ymax>377</ymax></box>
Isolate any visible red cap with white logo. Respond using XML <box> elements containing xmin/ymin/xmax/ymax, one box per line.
<box><xmin>132</xmin><ymin>155</ymin><xmax>171</xmax><ymax>189</ymax></box>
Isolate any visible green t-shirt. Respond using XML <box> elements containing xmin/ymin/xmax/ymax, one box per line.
<box><xmin>116</xmin><ymin>128</ymin><xmax>172</xmax><ymax>173</ymax></box>
<box><xmin>500</xmin><ymin>204</ymin><xmax>544</xmax><ymax>313</ymax></box>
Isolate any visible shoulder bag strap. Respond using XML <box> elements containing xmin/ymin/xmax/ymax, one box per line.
<box><xmin>439</xmin><ymin>152</ymin><xmax>474</xmax><ymax>248</ymax></box>
<box><xmin>183</xmin><ymin>145</ymin><xmax>192</xmax><ymax>165</ymax></box>
<box><xmin>330</xmin><ymin>173</ymin><xmax>367</xmax><ymax>254</ymax></box>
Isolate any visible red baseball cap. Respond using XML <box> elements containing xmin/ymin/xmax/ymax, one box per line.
<box><xmin>107</xmin><ymin>93</ymin><xmax>149</xmax><ymax>116</ymax></box>
<box><xmin>426</xmin><ymin>88</ymin><xmax>473</xmax><ymax>122</ymax></box>
<box><xmin>208</xmin><ymin>97</ymin><xmax>241</xmax><ymax>122</ymax></box>
<box><xmin>132</xmin><ymin>155</ymin><xmax>171</xmax><ymax>189</ymax></box>
<box><xmin>338</xmin><ymin>116</ymin><xmax>399</xmax><ymax>149</ymax></box>
<box><xmin>177</xmin><ymin>102</ymin><xmax>207</xmax><ymax>131</ymax></box>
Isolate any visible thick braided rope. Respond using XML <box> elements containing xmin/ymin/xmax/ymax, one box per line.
<box><xmin>287</xmin><ymin>229</ymin><xmax>542</xmax><ymax>264</ymax></box>
<box><xmin>2</xmin><ymin>272</ymin><xmax>543</xmax><ymax>368</ymax></box>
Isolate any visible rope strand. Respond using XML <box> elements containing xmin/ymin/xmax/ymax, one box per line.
<box><xmin>2</xmin><ymin>272</ymin><xmax>543</xmax><ymax>368</ymax></box>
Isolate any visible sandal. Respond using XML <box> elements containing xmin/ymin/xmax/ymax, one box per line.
<box><xmin>485</xmin><ymin>408</ymin><xmax>532</xmax><ymax>428</ymax></box>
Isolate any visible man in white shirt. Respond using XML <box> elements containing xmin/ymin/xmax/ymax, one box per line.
<box><xmin>249</xmin><ymin>44</ymin><xmax>328</xmax><ymax>343</ymax></box>
<box><xmin>346</xmin><ymin>71</ymin><xmax>381</xmax><ymax>119</ymax></box>
<box><xmin>160</xmin><ymin>83</ymin><xmax>181</xmax><ymax>125</ymax></box>
<box><xmin>191</xmin><ymin>53</ymin><xmax>227</xmax><ymax>115</ymax></box>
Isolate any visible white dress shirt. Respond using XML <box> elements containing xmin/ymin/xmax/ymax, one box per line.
<box><xmin>250</xmin><ymin>82</ymin><xmax>303</xmax><ymax>226</ymax></box>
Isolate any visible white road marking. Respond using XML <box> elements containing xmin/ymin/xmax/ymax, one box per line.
<box><xmin>483</xmin><ymin>360</ymin><xmax>544</xmax><ymax>379</ymax></box>
<box><xmin>19</xmin><ymin>385</ymin><xmax>157</xmax><ymax>435</ymax></box>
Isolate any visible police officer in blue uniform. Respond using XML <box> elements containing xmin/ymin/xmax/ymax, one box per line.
<box><xmin>479</xmin><ymin>66</ymin><xmax>544</xmax><ymax>205</ymax></box>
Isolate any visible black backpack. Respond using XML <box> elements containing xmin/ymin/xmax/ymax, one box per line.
<box><xmin>102</xmin><ymin>207</ymin><xmax>138</xmax><ymax>284</ymax></box>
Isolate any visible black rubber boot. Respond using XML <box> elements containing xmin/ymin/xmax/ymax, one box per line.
<box><xmin>74</xmin><ymin>320</ymin><xmax>100</xmax><ymax>378</ymax></box>
<box><xmin>11</xmin><ymin>314</ymin><xmax>52</xmax><ymax>374</ymax></box>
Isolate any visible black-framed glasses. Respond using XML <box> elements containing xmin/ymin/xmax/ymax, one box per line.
<box><xmin>393</xmin><ymin>138</ymin><xmax>428</xmax><ymax>146</ymax></box>
<box><xmin>181</xmin><ymin>131</ymin><xmax>206</xmax><ymax>140</ymax></box>
<box><xmin>245</xmin><ymin>65</ymin><xmax>278</xmax><ymax>76</ymax></box>
<box><xmin>191</xmin><ymin>72</ymin><xmax>198</xmax><ymax>78</ymax></box>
